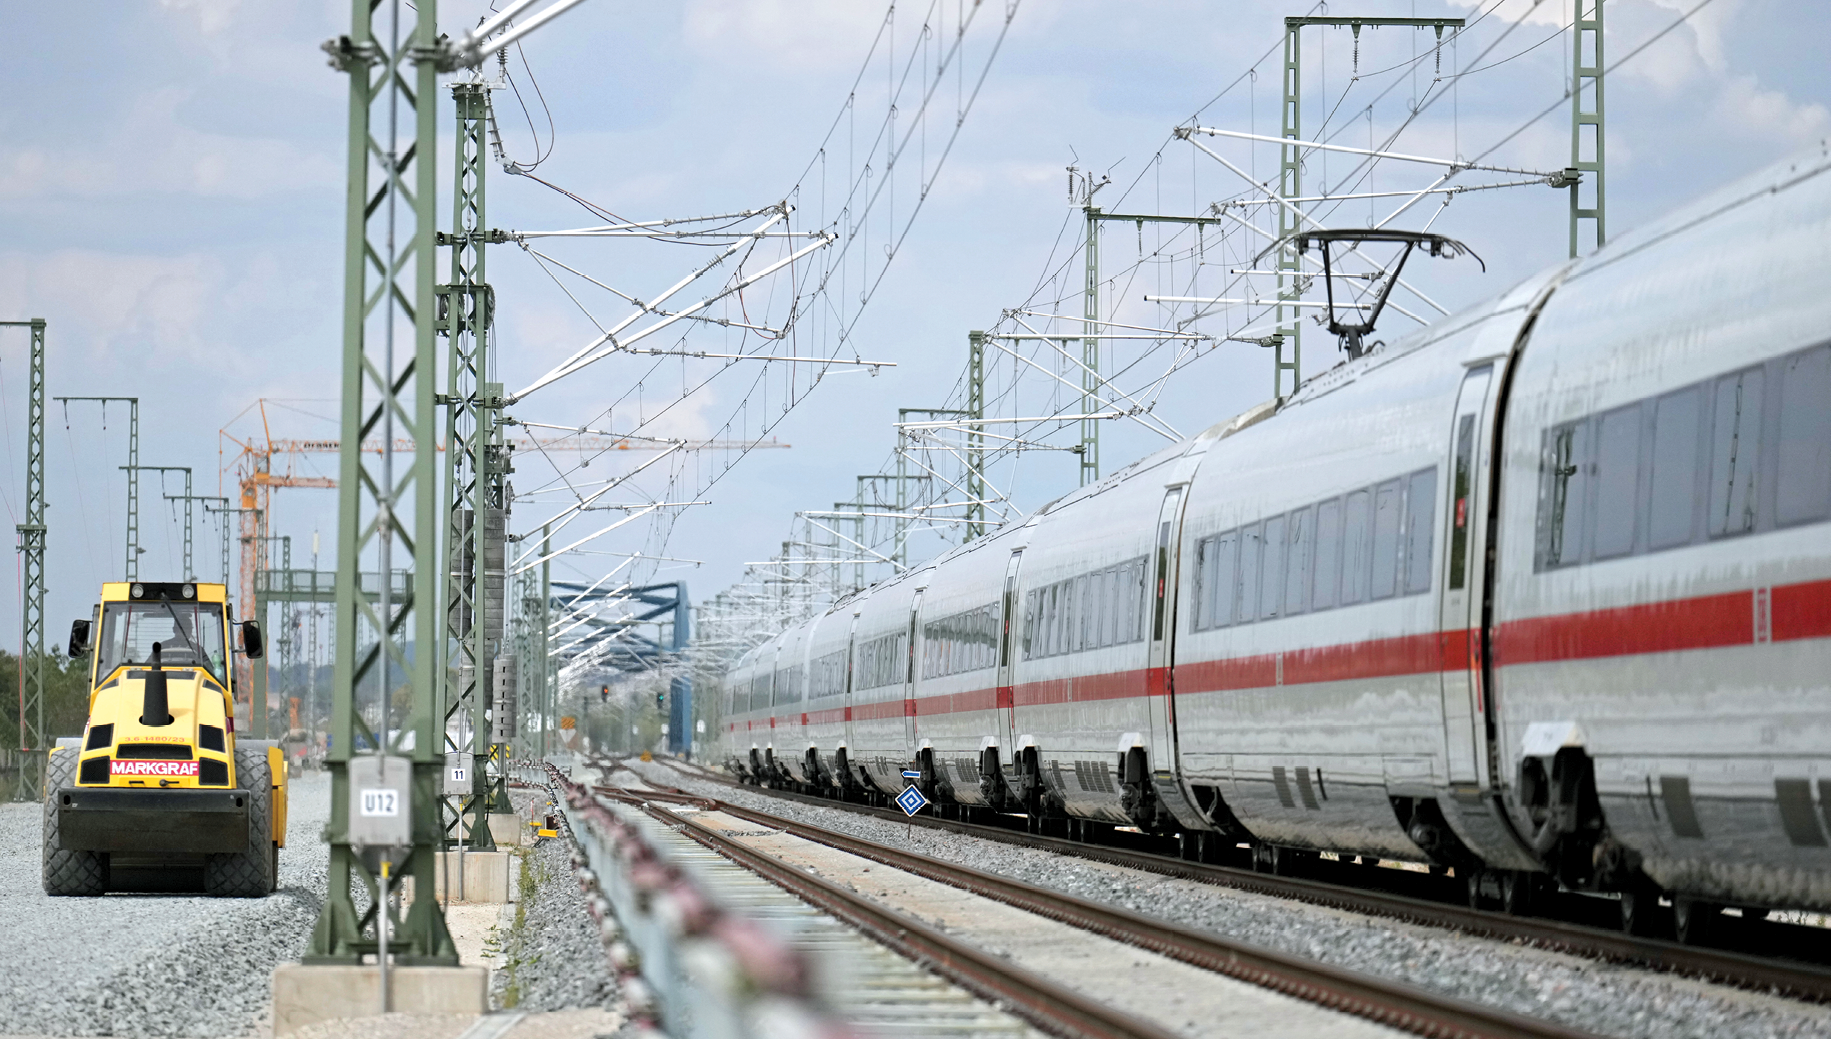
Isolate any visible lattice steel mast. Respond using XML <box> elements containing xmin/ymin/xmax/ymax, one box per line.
<box><xmin>1081</xmin><ymin>203</ymin><xmax>1101</xmax><ymax>484</ymax></box>
<box><xmin>129</xmin><ymin>466</ymin><xmax>193</xmax><ymax>579</ymax></box>
<box><xmin>54</xmin><ymin>397</ymin><xmax>138</xmax><ymax>578</ymax></box>
<box><xmin>1570</xmin><ymin>0</ymin><xmax>1605</xmax><ymax>257</ymax></box>
<box><xmin>178</xmin><ymin>496</ymin><xmax>233</xmax><ymax>582</ymax></box>
<box><xmin>5</xmin><ymin>320</ymin><xmax>45</xmax><ymax>798</ymax></box>
<box><xmin>966</xmin><ymin>331</ymin><xmax>986</xmax><ymax>539</ymax></box>
<box><xmin>437</xmin><ymin>77</ymin><xmax>506</xmax><ymax>851</ymax></box>
<box><xmin>309</xmin><ymin>0</ymin><xmax>456</xmax><ymax>964</ymax></box>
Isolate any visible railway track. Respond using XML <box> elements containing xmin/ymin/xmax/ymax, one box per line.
<box><xmin>631</xmin><ymin>759</ymin><xmax>1831</xmax><ymax>1005</ymax></box>
<box><xmin>594</xmin><ymin>781</ymin><xmax>1599</xmax><ymax>1039</ymax></box>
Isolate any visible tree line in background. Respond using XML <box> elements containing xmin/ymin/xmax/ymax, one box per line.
<box><xmin>0</xmin><ymin>649</ymin><xmax>94</xmax><ymax>745</ymax></box>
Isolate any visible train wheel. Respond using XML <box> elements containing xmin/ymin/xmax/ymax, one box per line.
<box><xmin>1466</xmin><ymin>870</ymin><xmax>1488</xmax><ymax>909</ymax></box>
<box><xmin>1499</xmin><ymin>871</ymin><xmax>1535</xmax><ymax>916</ymax></box>
<box><xmin>1674</xmin><ymin>899</ymin><xmax>1717</xmax><ymax>945</ymax></box>
<box><xmin>1269</xmin><ymin>845</ymin><xmax>1308</xmax><ymax>877</ymax></box>
<box><xmin>1619</xmin><ymin>885</ymin><xmax>1667</xmax><ymax>938</ymax></box>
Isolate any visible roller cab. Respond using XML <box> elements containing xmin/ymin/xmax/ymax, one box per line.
<box><xmin>43</xmin><ymin>581</ymin><xmax>284</xmax><ymax>897</ymax></box>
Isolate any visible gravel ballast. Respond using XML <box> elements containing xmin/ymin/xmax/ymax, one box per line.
<box><xmin>0</xmin><ymin>770</ymin><xmax>331</xmax><ymax>1037</ymax></box>
<box><xmin>629</xmin><ymin>760</ymin><xmax>1831</xmax><ymax>1039</ymax></box>
<box><xmin>488</xmin><ymin>794</ymin><xmax>617</xmax><ymax>1015</ymax></box>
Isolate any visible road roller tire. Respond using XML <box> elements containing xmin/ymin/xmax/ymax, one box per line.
<box><xmin>204</xmin><ymin>745</ymin><xmax>275</xmax><ymax>898</ymax></box>
<box><xmin>43</xmin><ymin>751</ymin><xmax>109</xmax><ymax>897</ymax></box>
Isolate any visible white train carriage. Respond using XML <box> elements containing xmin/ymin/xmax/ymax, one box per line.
<box><xmin>1167</xmin><ymin>276</ymin><xmax>1552</xmax><ymax>871</ymax></box>
<box><xmin>1008</xmin><ymin>443</ymin><xmax>1199</xmax><ymax>830</ymax></box>
<box><xmin>845</xmin><ymin>571</ymin><xmax>921</xmax><ymax>794</ymax></box>
<box><xmin>705</xmin><ymin>143</ymin><xmax>1831</xmax><ymax>918</ymax></box>
<box><xmin>1489</xmin><ymin>143</ymin><xmax>1831</xmax><ymax>917</ymax></box>
<box><xmin>767</xmin><ymin>624</ymin><xmax>812</xmax><ymax>783</ymax></box>
<box><xmin>801</xmin><ymin>608</ymin><xmax>855</xmax><ymax>792</ymax></box>
<box><xmin>901</xmin><ymin>527</ymin><xmax>1022</xmax><ymax>807</ymax></box>
<box><xmin>721</xmin><ymin>641</ymin><xmax>770</xmax><ymax>780</ymax></box>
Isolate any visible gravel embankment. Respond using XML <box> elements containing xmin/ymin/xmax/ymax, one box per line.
<box><xmin>0</xmin><ymin>770</ymin><xmax>332</xmax><ymax>1037</ymax></box>
<box><xmin>488</xmin><ymin>793</ymin><xmax>617</xmax><ymax>1014</ymax></box>
<box><xmin>630</xmin><ymin>761</ymin><xmax>1831</xmax><ymax>1039</ymax></box>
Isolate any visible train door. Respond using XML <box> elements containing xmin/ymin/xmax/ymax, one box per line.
<box><xmin>904</xmin><ymin>589</ymin><xmax>924</xmax><ymax>751</ymax></box>
<box><xmin>1146</xmin><ymin>486</ymin><xmax>1209</xmax><ymax>830</ymax></box>
<box><xmin>1439</xmin><ymin>364</ymin><xmax>1496</xmax><ymax>789</ymax></box>
<box><xmin>996</xmin><ymin>550</ymin><xmax>1024</xmax><ymax>751</ymax></box>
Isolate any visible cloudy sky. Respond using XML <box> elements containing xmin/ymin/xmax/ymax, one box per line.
<box><xmin>1</xmin><ymin>0</ymin><xmax>1826</xmax><ymax>668</ymax></box>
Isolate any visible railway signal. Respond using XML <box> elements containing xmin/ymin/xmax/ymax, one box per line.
<box><xmin>894</xmin><ymin>785</ymin><xmax>929</xmax><ymax>817</ymax></box>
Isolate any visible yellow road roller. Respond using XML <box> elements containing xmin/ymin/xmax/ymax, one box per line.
<box><xmin>43</xmin><ymin>580</ymin><xmax>286</xmax><ymax>897</ymax></box>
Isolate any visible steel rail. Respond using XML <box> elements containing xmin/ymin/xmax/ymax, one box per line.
<box><xmin>609</xmin><ymin>787</ymin><xmax>1599</xmax><ymax>1039</ymax></box>
<box><xmin>636</xmin><ymin>764</ymin><xmax>1831</xmax><ymax>1004</ymax></box>
<box><xmin>614</xmin><ymin>793</ymin><xmax>1185</xmax><ymax>1039</ymax></box>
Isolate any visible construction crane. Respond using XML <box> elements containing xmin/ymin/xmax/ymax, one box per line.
<box><xmin>217</xmin><ymin>399</ymin><xmax>789</xmax><ymax>736</ymax></box>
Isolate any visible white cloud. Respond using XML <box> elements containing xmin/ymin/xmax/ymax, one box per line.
<box><xmin>1710</xmin><ymin>72</ymin><xmax>1831</xmax><ymax>145</ymax></box>
<box><xmin>159</xmin><ymin>0</ymin><xmax>245</xmax><ymax>37</ymax></box>
<box><xmin>0</xmin><ymin>248</ymin><xmax>313</xmax><ymax>379</ymax></box>
<box><xmin>683</xmin><ymin>0</ymin><xmax>890</xmax><ymax>72</ymax></box>
<box><xmin>1447</xmin><ymin>0</ymin><xmax>1567</xmax><ymax>31</ymax></box>
<box><xmin>0</xmin><ymin>87</ymin><xmax>338</xmax><ymax>202</ymax></box>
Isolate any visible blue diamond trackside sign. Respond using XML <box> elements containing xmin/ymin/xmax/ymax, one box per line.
<box><xmin>894</xmin><ymin>784</ymin><xmax>929</xmax><ymax>816</ymax></box>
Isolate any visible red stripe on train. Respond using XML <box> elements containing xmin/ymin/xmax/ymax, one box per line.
<box><xmin>1492</xmin><ymin>578</ymin><xmax>1831</xmax><ymax>664</ymax></box>
<box><xmin>736</xmin><ymin>578</ymin><xmax>1831</xmax><ymax>727</ymax></box>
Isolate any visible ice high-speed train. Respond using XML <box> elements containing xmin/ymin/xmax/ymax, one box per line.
<box><xmin>710</xmin><ymin>142</ymin><xmax>1831</xmax><ymax>934</ymax></box>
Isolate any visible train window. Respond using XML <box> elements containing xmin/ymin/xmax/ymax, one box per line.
<box><xmin>1089</xmin><ymin>572</ymin><xmax>1106</xmax><ymax>650</ymax></box>
<box><xmin>1449</xmin><ymin>416</ymin><xmax>1476</xmax><ymax>590</ymax></box>
<box><xmin>1120</xmin><ymin>560</ymin><xmax>1135</xmax><ymax>641</ymax></box>
<box><xmin>1313</xmin><ymin>500</ymin><xmax>1342</xmax><ymax>610</ymax></box>
<box><xmin>1236</xmin><ymin>523</ymin><xmax>1262</xmax><ymax>623</ymax></box>
<box><xmin>1047</xmin><ymin>586</ymin><xmax>1061</xmax><ymax>659</ymax></box>
<box><xmin>1091</xmin><ymin>572</ymin><xmax>1106</xmax><ymax>649</ymax></box>
<box><xmin>1285</xmin><ymin>506</ymin><xmax>1314</xmax><ymax>616</ymax></box>
<box><xmin>1032</xmin><ymin>590</ymin><xmax>1047</xmax><ymax>656</ymax></box>
<box><xmin>1209</xmin><ymin>531</ymin><xmax>1238</xmax><ymax>629</ymax></box>
<box><xmin>750</xmin><ymin>672</ymin><xmax>772</xmax><ymax>712</ymax></box>
<box><xmin>1116</xmin><ymin>564</ymin><xmax>1131</xmax><ymax>643</ymax></box>
<box><xmin>1540</xmin><ymin>419</ymin><xmax>1590</xmax><ymax>567</ymax></box>
<box><xmin>1070</xmin><ymin>577</ymin><xmax>1085</xmax><ymax>653</ymax></box>
<box><xmin>1022</xmin><ymin>591</ymin><xmax>1037</xmax><ymax>658</ymax></box>
<box><xmin>1106</xmin><ymin>567</ymin><xmax>1123</xmax><ymax>646</ymax></box>
<box><xmin>1091</xmin><ymin>569</ymin><xmax>1108</xmax><ymax>647</ymax></box>
<box><xmin>1042</xmin><ymin>585</ymin><xmax>1059</xmax><ymax>658</ymax></box>
<box><xmin>857</xmin><ymin>632</ymin><xmax>907</xmax><ymax>689</ymax></box>
<box><xmin>774</xmin><ymin>664</ymin><xmax>804</xmax><ymax>706</ymax></box>
<box><xmin>1259</xmin><ymin>514</ymin><xmax>1286</xmax><ymax>620</ymax></box>
<box><xmin>1649</xmin><ymin>388</ymin><xmax>1702</xmax><ymax>550</ymax></box>
<box><xmin>1776</xmin><ymin>345</ymin><xmax>1831</xmax><ymax>527</ymax></box>
<box><xmin>1404</xmin><ymin>468</ymin><xmax>1437</xmax><ymax>594</ymax></box>
<box><xmin>1086</xmin><ymin>572</ymin><xmax>1101</xmax><ymax>649</ymax></box>
<box><xmin>1371</xmin><ymin>480</ymin><xmax>1402</xmax><ymax>599</ymax></box>
<box><xmin>811</xmin><ymin>649</ymin><xmax>848</xmax><ymax>699</ymax></box>
<box><xmin>1708</xmin><ymin>368</ymin><xmax>1763</xmax><ymax>538</ymax></box>
<box><xmin>1341</xmin><ymin>490</ymin><xmax>1371</xmax><ymax>605</ymax></box>
<box><xmin>1191</xmin><ymin>539</ymin><xmax>1211</xmax><ymax>630</ymax></box>
<box><xmin>1021</xmin><ymin>558</ymin><xmax>1149</xmax><ymax>658</ymax></box>
<box><xmin>1592</xmin><ymin>405</ymin><xmax>1642</xmax><ymax>560</ymax></box>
